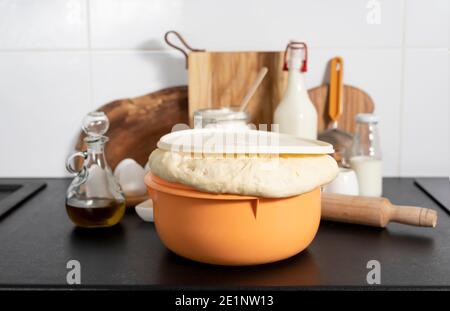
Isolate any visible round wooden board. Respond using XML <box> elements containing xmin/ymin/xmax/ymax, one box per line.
<box><xmin>308</xmin><ymin>84</ymin><xmax>375</xmax><ymax>134</ymax></box>
<box><xmin>75</xmin><ymin>86</ymin><xmax>188</xmax><ymax>170</ymax></box>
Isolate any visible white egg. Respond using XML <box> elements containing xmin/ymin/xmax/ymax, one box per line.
<box><xmin>114</xmin><ymin>158</ymin><xmax>147</xmax><ymax>196</ymax></box>
<box><xmin>114</xmin><ymin>158</ymin><xmax>136</xmax><ymax>181</ymax></box>
<box><xmin>135</xmin><ymin>199</ymin><xmax>154</xmax><ymax>222</ymax></box>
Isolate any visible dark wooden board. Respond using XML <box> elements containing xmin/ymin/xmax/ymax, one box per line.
<box><xmin>75</xmin><ymin>86</ymin><xmax>188</xmax><ymax>170</ymax></box>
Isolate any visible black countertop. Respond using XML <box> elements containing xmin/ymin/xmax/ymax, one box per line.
<box><xmin>0</xmin><ymin>178</ymin><xmax>449</xmax><ymax>289</ymax></box>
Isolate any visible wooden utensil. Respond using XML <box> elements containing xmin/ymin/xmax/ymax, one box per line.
<box><xmin>74</xmin><ymin>86</ymin><xmax>188</xmax><ymax>207</ymax></box>
<box><xmin>328</xmin><ymin>57</ymin><xmax>344</xmax><ymax>122</ymax></box>
<box><xmin>318</xmin><ymin>57</ymin><xmax>354</xmax><ymax>165</ymax></box>
<box><xmin>322</xmin><ymin>192</ymin><xmax>438</xmax><ymax>228</ymax></box>
<box><xmin>238</xmin><ymin>67</ymin><xmax>268</xmax><ymax>112</ymax></box>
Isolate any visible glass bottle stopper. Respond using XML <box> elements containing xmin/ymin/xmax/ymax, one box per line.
<box><xmin>82</xmin><ymin>111</ymin><xmax>109</xmax><ymax>138</ymax></box>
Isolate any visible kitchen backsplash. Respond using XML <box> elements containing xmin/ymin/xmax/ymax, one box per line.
<box><xmin>0</xmin><ymin>0</ymin><xmax>448</xmax><ymax>177</ymax></box>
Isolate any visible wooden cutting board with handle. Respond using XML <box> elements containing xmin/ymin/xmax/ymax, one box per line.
<box><xmin>188</xmin><ymin>51</ymin><xmax>287</xmax><ymax>127</ymax></box>
<box><xmin>165</xmin><ymin>31</ymin><xmax>287</xmax><ymax>127</ymax></box>
<box><xmin>165</xmin><ymin>31</ymin><xmax>374</xmax><ymax>133</ymax></box>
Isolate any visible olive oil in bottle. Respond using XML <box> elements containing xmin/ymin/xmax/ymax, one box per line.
<box><xmin>65</xmin><ymin>112</ymin><xmax>126</xmax><ymax>228</ymax></box>
<box><xmin>66</xmin><ymin>198</ymin><xmax>125</xmax><ymax>228</ymax></box>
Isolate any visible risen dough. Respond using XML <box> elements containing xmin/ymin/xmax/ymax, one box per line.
<box><xmin>148</xmin><ymin>149</ymin><xmax>338</xmax><ymax>198</ymax></box>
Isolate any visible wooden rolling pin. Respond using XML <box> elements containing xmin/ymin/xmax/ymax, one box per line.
<box><xmin>321</xmin><ymin>193</ymin><xmax>438</xmax><ymax>228</ymax></box>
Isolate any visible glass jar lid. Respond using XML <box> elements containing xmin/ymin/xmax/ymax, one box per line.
<box><xmin>355</xmin><ymin>113</ymin><xmax>379</xmax><ymax>124</ymax></box>
<box><xmin>194</xmin><ymin>107</ymin><xmax>248</xmax><ymax>123</ymax></box>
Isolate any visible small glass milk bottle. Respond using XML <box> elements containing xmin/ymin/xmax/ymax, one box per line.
<box><xmin>350</xmin><ymin>113</ymin><xmax>383</xmax><ymax>197</ymax></box>
<box><xmin>65</xmin><ymin>112</ymin><xmax>125</xmax><ymax>228</ymax></box>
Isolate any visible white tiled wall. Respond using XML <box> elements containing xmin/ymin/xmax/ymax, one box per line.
<box><xmin>0</xmin><ymin>0</ymin><xmax>448</xmax><ymax>177</ymax></box>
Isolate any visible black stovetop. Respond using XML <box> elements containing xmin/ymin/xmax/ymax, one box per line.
<box><xmin>0</xmin><ymin>178</ymin><xmax>449</xmax><ymax>289</ymax></box>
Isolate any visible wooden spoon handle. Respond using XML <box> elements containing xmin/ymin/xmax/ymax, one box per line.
<box><xmin>239</xmin><ymin>67</ymin><xmax>268</xmax><ymax>112</ymax></box>
<box><xmin>328</xmin><ymin>57</ymin><xmax>343</xmax><ymax>123</ymax></box>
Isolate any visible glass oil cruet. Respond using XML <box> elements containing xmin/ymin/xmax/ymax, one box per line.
<box><xmin>65</xmin><ymin>111</ymin><xmax>125</xmax><ymax>228</ymax></box>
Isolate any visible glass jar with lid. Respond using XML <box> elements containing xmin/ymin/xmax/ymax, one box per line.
<box><xmin>350</xmin><ymin>113</ymin><xmax>382</xmax><ymax>197</ymax></box>
<box><xmin>193</xmin><ymin>107</ymin><xmax>249</xmax><ymax>130</ymax></box>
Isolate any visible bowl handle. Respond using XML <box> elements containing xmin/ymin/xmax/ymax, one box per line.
<box><xmin>251</xmin><ymin>198</ymin><xmax>259</xmax><ymax>219</ymax></box>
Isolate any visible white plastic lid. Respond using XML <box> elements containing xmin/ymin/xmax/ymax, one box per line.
<box><xmin>157</xmin><ymin>129</ymin><xmax>334</xmax><ymax>154</ymax></box>
<box><xmin>355</xmin><ymin>113</ymin><xmax>379</xmax><ymax>123</ymax></box>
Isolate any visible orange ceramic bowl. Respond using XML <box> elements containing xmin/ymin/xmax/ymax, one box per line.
<box><xmin>144</xmin><ymin>173</ymin><xmax>321</xmax><ymax>266</ymax></box>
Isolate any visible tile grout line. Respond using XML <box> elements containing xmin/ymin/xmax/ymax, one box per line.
<box><xmin>0</xmin><ymin>48</ymin><xmax>180</xmax><ymax>53</ymax></box>
<box><xmin>397</xmin><ymin>0</ymin><xmax>407</xmax><ymax>177</ymax></box>
<box><xmin>86</xmin><ymin>0</ymin><xmax>94</xmax><ymax>111</ymax></box>
<box><xmin>0</xmin><ymin>47</ymin><xmax>447</xmax><ymax>53</ymax></box>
